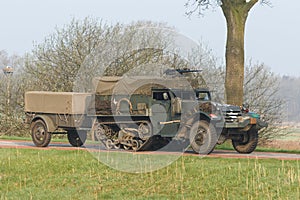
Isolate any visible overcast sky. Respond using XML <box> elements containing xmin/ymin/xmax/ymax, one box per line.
<box><xmin>0</xmin><ymin>0</ymin><xmax>299</xmax><ymax>76</ymax></box>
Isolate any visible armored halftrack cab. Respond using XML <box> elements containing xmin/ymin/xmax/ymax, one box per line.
<box><xmin>25</xmin><ymin>72</ymin><xmax>267</xmax><ymax>154</ymax></box>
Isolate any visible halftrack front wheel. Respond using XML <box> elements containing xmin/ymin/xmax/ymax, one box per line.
<box><xmin>232</xmin><ymin>127</ymin><xmax>258</xmax><ymax>154</ymax></box>
<box><xmin>31</xmin><ymin>120</ymin><xmax>52</xmax><ymax>147</ymax></box>
<box><xmin>67</xmin><ymin>130</ymin><xmax>87</xmax><ymax>147</ymax></box>
<box><xmin>190</xmin><ymin>120</ymin><xmax>217</xmax><ymax>155</ymax></box>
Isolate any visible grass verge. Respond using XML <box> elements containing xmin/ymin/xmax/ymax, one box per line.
<box><xmin>0</xmin><ymin>135</ymin><xmax>68</xmax><ymax>143</ymax></box>
<box><xmin>0</xmin><ymin>148</ymin><xmax>299</xmax><ymax>199</ymax></box>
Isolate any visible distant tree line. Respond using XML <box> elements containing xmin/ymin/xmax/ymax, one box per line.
<box><xmin>280</xmin><ymin>76</ymin><xmax>300</xmax><ymax>123</ymax></box>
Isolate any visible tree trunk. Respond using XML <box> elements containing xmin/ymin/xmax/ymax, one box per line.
<box><xmin>221</xmin><ymin>2</ymin><xmax>254</xmax><ymax>106</ymax></box>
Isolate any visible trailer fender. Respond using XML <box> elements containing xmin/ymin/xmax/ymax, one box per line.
<box><xmin>31</xmin><ymin>115</ymin><xmax>58</xmax><ymax>133</ymax></box>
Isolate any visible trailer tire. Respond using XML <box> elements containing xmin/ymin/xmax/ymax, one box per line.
<box><xmin>67</xmin><ymin>130</ymin><xmax>87</xmax><ymax>147</ymax></box>
<box><xmin>232</xmin><ymin>127</ymin><xmax>258</xmax><ymax>154</ymax></box>
<box><xmin>31</xmin><ymin>120</ymin><xmax>52</xmax><ymax>147</ymax></box>
<box><xmin>190</xmin><ymin>120</ymin><xmax>217</xmax><ymax>155</ymax></box>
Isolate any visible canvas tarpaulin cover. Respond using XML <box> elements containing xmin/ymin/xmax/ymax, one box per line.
<box><xmin>93</xmin><ymin>76</ymin><xmax>192</xmax><ymax>96</ymax></box>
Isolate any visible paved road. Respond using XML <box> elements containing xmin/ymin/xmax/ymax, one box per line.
<box><xmin>1</xmin><ymin>139</ymin><xmax>299</xmax><ymax>160</ymax></box>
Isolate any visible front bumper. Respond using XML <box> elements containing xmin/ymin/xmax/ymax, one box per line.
<box><xmin>215</xmin><ymin>117</ymin><xmax>268</xmax><ymax>130</ymax></box>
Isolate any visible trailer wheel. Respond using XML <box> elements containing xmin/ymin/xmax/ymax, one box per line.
<box><xmin>190</xmin><ymin>120</ymin><xmax>217</xmax><ymax>155</ymax></box>
<box><xmin>31</xmin><ymin>120</ymin><xmax>51</xmax><ymax>147</ymax></box>
<box><xmin>67</xmin><ymin>130</ymin><xmax>87</xmax><ymax>147</ymax></box>
<box><xmin>232</xmin><ymin>127</ymin><xmax>258</xmax><ymax>154</ymax></box>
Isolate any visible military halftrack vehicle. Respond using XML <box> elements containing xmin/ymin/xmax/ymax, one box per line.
<box><xmin>24</xmin><ymin>74</ymin><xmax>267</xmax><ymax>154</ymax></box>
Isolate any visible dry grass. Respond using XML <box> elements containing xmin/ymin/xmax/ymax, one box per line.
<box><xmin>265</xmin><ymin>140</ymin><xmax>300</xmax><ymax>151</ymax></box>
<box><xmin>263</xmin><ymin>126</ymin><xmax>300</xmax><ymax>151</ymax></box>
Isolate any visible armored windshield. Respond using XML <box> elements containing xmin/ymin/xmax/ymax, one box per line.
<box><xmin>196</xmin><ymin>90</ymin><xmax>211</xmax><ymax>101</ymax></box>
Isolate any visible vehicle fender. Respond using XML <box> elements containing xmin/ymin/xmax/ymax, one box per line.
<box><xmin>240</xmin><ymin>124</ymin><xmax>252</xmax><ymax>132</ymax></box>
<box><xmin>31</xmin><ymin>115</ymin><xmax>58</xmax><ymax>133</ymax></box>
<box><xmin>187</xmin><ymin>111</ymin><xmax>211</xmax><ymax>125</ymax></box>
<box><xmin>199</xmin><ymin>111</ymin><xmax>211</xmax><ymax>122</ymax></box>
<box><xmin>256</xmin><ymin>119</ymin><xmax>268</xmax><ymax>130</ymax></box>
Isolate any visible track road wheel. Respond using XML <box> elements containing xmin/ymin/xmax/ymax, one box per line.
<box><xmin>232</xmin><ymin>127</ymin><xmax>258</xmax><ymax>154</ymax></box>
<box><xmin>105</xmin><ymin>139</ymin><xmax>114</xmax><ymax>149</ymax></box>
<box><xmin>131</xmin><ymin>140</ymin><xmax>140</xmax><ymax>151</ymax></box>
<box><xmin>31</xmin><ymin>120</ymin><xmax>51</xmax><ymax>147</ymax></box>
<box><xmin>138</xmin><ymin>121</ymin><xmax>152</xmax><ymax>140</ymax></box>
<box><xmin>190</xmin><ymin>120</ymin><xmax>217</xmax><ymax>155</ymax></box>
<box><xmin>67</xmin><ymin>130</ymin><xmax>87</xmax><ymax>147</ymax></box>
<box><xmin>123</xmin><ymin>144</ymin><xmax>131</xmax><ymax>150</ymax></box>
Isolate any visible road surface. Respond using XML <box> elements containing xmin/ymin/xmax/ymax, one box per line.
<box><xmin>0</xmin><ymin>139</ymin><xmax>299</xmax><ymax>160</ymax></box>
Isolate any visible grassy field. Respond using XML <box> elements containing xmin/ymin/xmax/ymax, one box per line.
<box><xmin>0</xmin><ymin>148</ymin><xmax>299</xmax><ymax>199</ymax></box>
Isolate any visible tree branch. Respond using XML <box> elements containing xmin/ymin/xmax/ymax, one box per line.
<box><xmin>185</xmin><ymin>0</ymin><xmax>221</xmax><ymax>16</ymax></box>
<box><xmin>245</xmin><ymin>0</ymin><xmax>259</xmax><ymax>12</ymax></box>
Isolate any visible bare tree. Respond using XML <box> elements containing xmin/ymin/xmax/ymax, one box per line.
<box><xmin>188</xmin><ymin>42</ymin><xmax>225</xmax><ymax>101</ymax></box>
<box><xmin>185</xmin><ymin>0</ymin><xmax>270</xmax><ymax>106</ymax></box>
<box><xmin>0</xmin><ymin>50</ymin><xmax>26</xmax><ymax>135</ymax></box>
<box><xmin>25</xmin><ymin>18</ymin><xmax>177</xmax><ymax>92</ymax></box>
<box><xmin>244</xmin><ymin>61</ymin><xmax>284</xmax><ymax>143</ymax></box>
<box><xmin>24</xmin><ymin>18</ymin><xmax>110</xmax><ymax>92</ymax></box>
